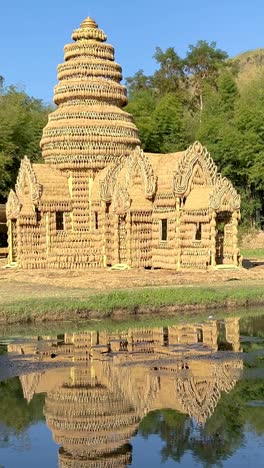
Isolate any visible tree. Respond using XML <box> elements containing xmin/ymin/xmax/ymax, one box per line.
<box><xmin>0</xmin><ymin>80</ymin><xmax>52</xmax><ymax>201</ymax></box>
<box><xmin>0</xmin><ymin>377</ymin><xmax>45</xmax><ymax>436</ymax></box>
<box><xmin>218</xmin><ymin>71</ymin><xmax>239</xmax><ymax>112</ymax></box>
<box><xmin>185</xmin><ymin>40</ymin><xmax>229</xmax><ymax>115</ymax></box>
<box><xmin>151</xmin><ymin>93</ymin><xmax>189</xmax><ymax>152</ymax></box>
<box><xmin>126</xmin><ymin>70</ymin><xmax>153</xmax><ymax>97</ymax></box>
<box><xmin>153</xmin><ymin>47</ymin><xmax>185</xmax><ymax>97</ymax></box>
<box><xmin>125</xmin><ymin>89</ymin><xmax>157</xmax><ymax>151</ymax></box>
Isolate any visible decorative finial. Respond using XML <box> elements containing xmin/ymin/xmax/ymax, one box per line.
<box><xmin>81</xmin><ymin>17</ymin><xmax>98</xmax><ymax>29</ymax></box>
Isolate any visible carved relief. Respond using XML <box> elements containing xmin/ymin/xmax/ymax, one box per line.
<box><xmin>100</xmin><ymin>146</ymin><xmax>156</xmax><ymax>204</ymax></box>
<box><xmin>209</xmin><ymin>175</ymin><xmax>240</xmax><ymax>211</ymax></box>
<box><xmin>6</xmin><ymin>190</ymin><xmax>21</xmax><ymax>220</ymax></box>
<box><xmin>173</xmin><ymin>141</ymin><xmax>217</xmax><ymax>196</ymax></box>
<box><xmin>15</xmin><ymin>156</ymin><xmax>41</xmax><ymax>202</ymax></box>
<box><xmin>112</xmin><ymin>183</ymin><xmax>131</xmax><ymax>214</ymax></box>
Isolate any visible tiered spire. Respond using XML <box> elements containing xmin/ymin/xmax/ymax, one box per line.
<box><xmin>40</xmin><ymin>17</ymin><xmax>140</xmax><ymax>169</ymax></box>
<box><xmin>45</xmin><ymin>364</ymin><xmax>139</xmax><ymax>467</ymax></box>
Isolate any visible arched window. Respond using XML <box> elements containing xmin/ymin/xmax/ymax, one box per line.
<box><xmin>161</xmin><ymin>219</ymin><xmax>168</xmax><ymax>241</ymax></box>
<box><xmin>56</xmin><ymin>212</ymin><xmax>64</xmax><ymax>231</ymax></box>
<box><xmin>195</xmin><ymin>222</ymin><xmax>202</xmax><ymax>241</ymax></box>
<box><xmin>95</xmin><ymin>211</ymin><xmax>99</xmax><ymax>230</ymax></box>
<box><xmin>35</xmin><ymin>208</ymin><xmax>41</xmax><ymax>225</ymax></box>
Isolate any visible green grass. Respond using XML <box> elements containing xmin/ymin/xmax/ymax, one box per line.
<box><xmin>241</xmin><ymin>248</ymin><xmax>264</xmax><ymax>259</ymax></box>
<box><xmin>1</xmin><ymin>283</ymin><xmax>264</xmax><ymax>325</ymax></box>
<box><xmin>1</xmin><ymin>303</ymin><xmax>264</xmax><ymax>339</ymax></box>
<box><xmin>81</xmin><ymin>285</ymin><xmax>264</xmax><ymax>311</ymax></box>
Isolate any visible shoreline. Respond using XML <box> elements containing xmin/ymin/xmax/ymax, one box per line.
<box><xmin>1</xmin><ymin>284</ymin><xmax>264</xmax><ymax>325</ymax></box>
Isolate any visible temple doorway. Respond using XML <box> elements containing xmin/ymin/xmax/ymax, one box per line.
<box><xmin>130</xmin><ymin>212</ymin><xmax>152</xmax><ymax>268</ymax></box>
<box><xmin>117</xmin><ymin>215</ymin><xmax>127</xmax><ymax>263</ymax></box>
<box><xmin>105</xmin><ymin>205</ymin><xmax>113</xmax><ymax>266</ymax></box>
<box><xmin>215</xmin><ymin>211</ymin><xmax>232</xmax><ymax>265</ymax></box>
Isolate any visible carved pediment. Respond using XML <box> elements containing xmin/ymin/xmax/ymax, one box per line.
<box><xmin>100</xmin><ymin>146</ymin><xmax>157</xmax><ymax>208</ymax></box>
<box><xmin>100</xmin><ymin>158</ymin><xmax>124</xmax><ymax>202</ymax></box>
<box><xmin>135</xmin><ymin>147</ymin><xmax>157</xmax><ymax>199</ymax></box>
<box><xmin>6</xmin><ymin>190</ymin><xmax>21</xmax><ymax>219</ymax></box>
<box><xmin>112</xmin><ymin>183</ymin><xmax>131</xmax><ymax>214</ymax></box>
<box><xmin>173</xmin><ymin>142</ymin><xmax>217</xmax><ymax>196</ymax></box>
<box><xmin>100</xmin><ymin>146</ymin><xmax>156</xmax><ymax>205</ymax></box>
<box><xmin>209</xmin><ymin>175</ymin><xmax>240</xmax><ymax>211</ymax></box>
<box><xmin>15</xmin><ymin>156</ymin><xmax>41</xmax><ymax>202</ymax></box>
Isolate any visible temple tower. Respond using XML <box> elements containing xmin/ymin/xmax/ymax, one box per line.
<box><xmin>45</xmin><ymin>363</ymin><xmax>140</xmax><ymax>467</ymax></box>
<box><xmin>40</xmin><ymin>16</ymin><xmax>140</xmax><ymax>233</ymax></box>
<box><xmin>40</xmin><ymin>16</ymin><xmax>140</xmax><ymax>170</ymax></box>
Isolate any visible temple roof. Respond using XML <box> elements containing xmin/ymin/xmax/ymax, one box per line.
<box><xmin>184</xmin><ymin>187</ymin><xmax>212</xmax><ymax>210</ymax></box>
<box><xmin>146</xmin><ymin>151</ymin><xmax>184</xmax><ymax>192</ymax></box>
<box><xmin>33</xmin><ymin>164</ymin><xmax>70</xmax><ymax>202</ymax></box>
<box><xmin>40</xmin><ymin>17</ymin><xmax>140</xmax><ymax>169</ymax></box>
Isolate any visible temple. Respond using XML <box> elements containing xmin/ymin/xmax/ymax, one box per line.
<box><xmin>6</xmin><ymin>17</ymin><xmax>241</xmax><ymax>270</ymax></box>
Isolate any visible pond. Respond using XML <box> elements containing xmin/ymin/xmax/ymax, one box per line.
<box><xmin>0</xmin><ymin>312</ymin><xmax>264</xmax><ymax>467</ymax></box>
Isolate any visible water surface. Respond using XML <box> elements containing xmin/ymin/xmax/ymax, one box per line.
<box><xmin>0</xmin><ymin>312</ymin><xmax>263</xmax><ymax>467</ymax></box>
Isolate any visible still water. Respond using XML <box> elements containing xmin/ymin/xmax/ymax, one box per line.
<box><xmin>0</xmin><ymin>313</ymin><xmax>263</xmax><ymax>467</ymax></box>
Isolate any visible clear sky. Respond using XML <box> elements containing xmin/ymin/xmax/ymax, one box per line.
<box><xmin>1</xmin><ymin>0</ymin><xmax>264</xmax><ymax>104</ymax></box>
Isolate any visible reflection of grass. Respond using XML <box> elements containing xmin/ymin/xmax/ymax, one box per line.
<box><xmin>1</xmin><ymin>306</ymin><xmax>264</xmax><ymax>338</ymax></box>
<box><xmin>242</xmin><ymin>342</ymin><xmax>264</xmax><ymax>353</ymax></box>
<box><xmin>241</xmin><ymin>248</ymin><xmax>264</xmax><ymax>259</ymax></box>
<box><xmin>0</xmin><ymin>283</ymin><xmax>264</xmax><ymax>325</ymax></box>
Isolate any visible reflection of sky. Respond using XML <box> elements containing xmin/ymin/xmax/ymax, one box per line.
<box><xmin>0</xmin><ymin>424</ymin><xmax>263</xmax><ymax>468</ymax></box>
<box><xmin>131</xmin><ymin>431</ymin><xmax>264</xmax><ymax>467</ymax></box>
<box><xmin>0</xmin><ymin>423</ymin><xmax>59</xmax><ymax>468</ymax></box>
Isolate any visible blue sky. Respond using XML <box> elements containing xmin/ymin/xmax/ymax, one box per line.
<box><xmin>1</xmin><ymin>0</ymin><xmax>264</xmax><ymax>104</ymax></box>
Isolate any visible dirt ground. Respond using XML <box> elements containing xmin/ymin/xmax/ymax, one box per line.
<box><xmin>241</xmin><ymin>230</ymin><xmax>264</xmax><ymax>248</ymax></box>
<box><xmin>1</xmin><ymin>256</ymin><xmax>264</xmax><ymax>305</ymax></box>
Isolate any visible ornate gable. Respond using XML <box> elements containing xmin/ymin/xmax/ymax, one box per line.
<box><xmin>209</xmin><ymin>175</ymin><xmax>240</xmax><ymax>211</ymax></box>
<box><xmin>15</xmin><ymin>157</ymin><xmax>41</xmax><ymax>203</ymax></box>
<box><xmin>175</xmin><ymin>376</ymin><xmax>221</xmax><ymax>424</ymax></box>
<box><xmin>100</xmin><ymin>158</ymin><xmax>124</xmax><ymax>202</ymax></box>
<box><xmin>173</xmin><ymin>142</ymin><xmax>217</xmax><ymax>196</ymax></box>
<box><xmin>135</xmin><ymin>147</ymin><xmax>157</xmax><ymax>199</ymax></box>
<box><xmin>100</xmin><ymin>146</ymin><xmax>157</xmax><ymax>204</ymax></box>
<box><xmin>6</xmin><ymin>190</ymin><xmax>21</xmax><ymax>220</ymax></box>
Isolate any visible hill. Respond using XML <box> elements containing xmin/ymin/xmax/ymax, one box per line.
<box><xmin>233</xmin><ymin>48</ymin><xmax>264</xmax><ymax>87</ymax></box>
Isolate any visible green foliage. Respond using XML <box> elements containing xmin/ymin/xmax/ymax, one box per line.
<box><xmin>240</xmin><ymin>248</ymin><xmax>264</xmax><ymax>259</ymax></box>
<box><xmin>125</xmin><ymin>41</ymin><xmax>264</xmax><ymax>227</ymax></box>
<box><xmin>151</xmin><ymin>93</ymin><xmax>189</xmax><ymax>152</ymax></box>
<box><xmin>153</xmin><ymin>47</ymin><xmax>185</xmax><ymax>96</ymax></box>
<box><xmin>1</xmin><ymin>283</ymin><xmax>264</xmax><ymax>323</ymax></box>
<box><xmin>218</xmin><ymin>71</ymin><xmax>239</xmax><ymax>111</ymax></box>
<box><xmin>139</xmin><ymin>379</ymin><xmax>264</xmax><ymax>465</ymax></box>
<box><xmin>0</xmin><ymin>79</ymin><xmax>52</xmax><ymax>201</ymax></box>
<box><xmin>125</xmin><ymin>69</ymin><xmax>153</xmax><ymax>95</ymax></box>
<box><xmin>0</xmin><ymin>377</ymin><xmax>45</xmax><ymax>435</ymax></box>
<box><xmin>125</xmin><ymin>89</ymin><xmax>156</xmax><ymax>151</ymax></box>
<box><xmin>185</xmin><ymin>40</ymin><xmax>229</xmax><ymax>113</ymax></box>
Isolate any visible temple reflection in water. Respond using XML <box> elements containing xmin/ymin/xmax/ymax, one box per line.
<box><xmin>9</xmin><ymin>318</ymin><xmax>243</xmax><ymax>467</ymax></box>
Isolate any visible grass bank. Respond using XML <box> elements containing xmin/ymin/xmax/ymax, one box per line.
<box><xmin>241</xmin><ymin>248</ymin><xmax>264</xmax><ymax>259</ymax></box>
<box><xmin>1</xmin><ymin>305</ymin><xmax>264</xmax><ymax>338</ymax></box>
<box><xmin>1</xmin><ymin>283</ymin><xmax>264</xmax><ymax>324</ymax></box>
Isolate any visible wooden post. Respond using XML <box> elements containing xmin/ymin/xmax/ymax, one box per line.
<box><xmin>8</xmin><ymin>219</ymin><xmax>12</xmax><ymax>264</ymax></box>
<box><xmin>102</xmin><ymin>203</ymin><xmax>107</xmax><ymax>267</ymax></box>
<box><xmin>176</xmin><ymin>197</ymin><xmax>181</xmax><ymax>270</ymax></box>
<box><xmin>46</xmin><ymin>213</ymin><xmax>50</xmax><ymax>257</ymax></box>
<box><xmin>210</xmin><ymin>211</ymin><xmax>216</xmax><ymax>268</ymax></box>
